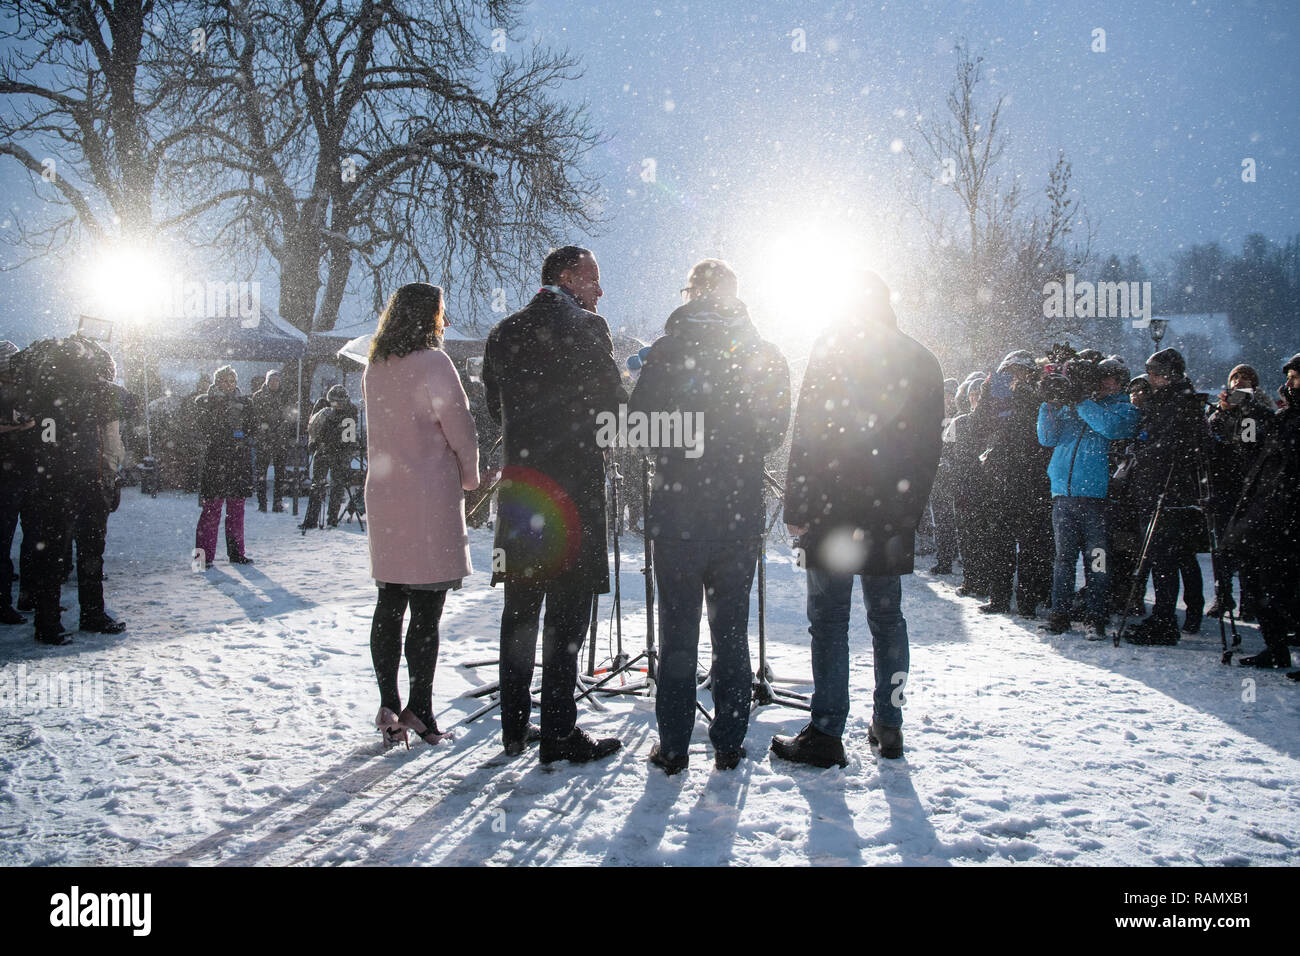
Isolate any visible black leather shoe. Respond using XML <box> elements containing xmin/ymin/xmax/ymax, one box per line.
<box><xmin>36</xmin><ymin>630</ymin><xmax>74</xmax><ymax>646</ymax></box>
<box><xmin>539</xmin><ymin>726</ymin><xmax>622</xmax><ymax>764</ymax></box>
<box><xmin>649</xmin><ymin>742</ymin><xmax>689</xmax><ymax>776</ymax></box>
<box><xmin>0</xmin><ymin>606</ymin><xmax>25</xmax><ymax>625</ymax></box>
<box><xmin>79</xmin><ymin>613</ymin><xmax>126</xmax><ymax>634</ymax></box>
<box><xmin>1182</xmin><ymin>612</ymin><xmax>1202</xmax><ymax>634</ymax></box>
<box><xmin>1125</xmin><ymin>616</ymin><xmax>1179</xmax><ymax>646</ymax></box>
<box><xmin>714</xmin><ymin>746</ymin><xmax>746</xmax><ymax>771</ymax></box>
<box><xmin>229</xmin><ymin>554</ymin><xmax>255</xmax><ymax>565</ymax></box>
<box><xmin>1239</xmin><ymin>646</ymin><xmax>1292</xmax><ymax>669</ymax></box>
<box><xmin>1040</xmin><ymin>612</ymin><xmax>1070</xmax><ymax>634</ymax></box>
<box><xmin>868</xmin><ymin>720</ymin><xmax>904</xmax><ymax>759</ymax></box>
<box><xmin>503</xmin><ymin>723</ymin><xmax>542</xmax><ymax>756</ymax></box>
<box><xmin>978</xmin><ymin>600</ymin><xmax>1011</xmax><ymax>615</ymax></box>
<box><xmin>770</xmin><ymin>724</ymin><xmax>847</xmax><ymax>769</ymax></box>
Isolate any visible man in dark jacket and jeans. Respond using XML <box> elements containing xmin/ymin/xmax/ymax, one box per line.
<box><xmin>483</xmin><ymin>246</ymin><xmax>628</xmax><ymax>763</ymax></box>
<box><xmin>775</xmin><ymin>271</ymin><xmax>944</xmax><ymax>766</ymax></box>
<box><xmin>629</xmin><ymin>259</ymin><xmax>790</xmax><ymax>774</ymax></box>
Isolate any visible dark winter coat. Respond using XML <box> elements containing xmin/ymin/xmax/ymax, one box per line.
<box><xmin>972</xmin><ymin>377</ymin><xmax>1052</xmax><ymax>505</ymax></box>
<box><xmin>1207</xmin><ymin>389</ymin><xmax>1277</xmax><ymax>518</ymax></box>
<box><xmin>307</xmin><ymin>400</ymin><xmax>361</xmax><ymax>458</ymax></box>
<box><xmin>1223</xmin><ymin>403</ymin><xmax>1300</xmax><ymax>557</ymax></box>
<box><xmin>483</xmin><ymin>288</ymin><xmax>627</xmax><ymax>591</ymax></box>
<box><xmin>783</xmin><ymin>315</ymin><xmax>944</xmax><ymax>576</ymax></box>
<box><xmin>1131</xmin><ymin>376</ymin><xmax>1209</xmax><ymax>515</ymax></box>
<box><xmin>628</xmin><ymin>295</ymin><xmax>790</xmax><ymax>542</ymax></box>
<box><xmin>196</xmin><ymin>386</ymin><xmax>255</xmax><ymax>500</ymax></box>
<box><xmin>251</xmin><ymin>382</ymin><xmax>293</xmax><ymax>450</ymax></box>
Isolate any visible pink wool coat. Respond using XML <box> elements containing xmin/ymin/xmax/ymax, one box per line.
<box><xmin>362</xmin><ymin>348</ymin><xmax>480</xmax><ymax>585</ymax></box>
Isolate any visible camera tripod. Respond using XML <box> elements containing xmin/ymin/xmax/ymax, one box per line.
<box><xmin>1115</xmin><ymin>440</ymin><xmax>1239</xmax><ymax>664</ymax></box>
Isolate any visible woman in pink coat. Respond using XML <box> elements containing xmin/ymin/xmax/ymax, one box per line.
<box><xmin>362</xmin><ymin>282</ymin><xmax>481</xmax><ymax>747</ymax></box>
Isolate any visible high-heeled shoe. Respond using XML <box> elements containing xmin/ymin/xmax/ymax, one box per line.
<box><xmin>398</xmin><ymin>708</ymin><xmax>455</xmax><ymax>746</ymax></box>
<box><xmin>375</xmin><ymin>706</ymin><xmax>409</xmax><ymax>749</ymax></box>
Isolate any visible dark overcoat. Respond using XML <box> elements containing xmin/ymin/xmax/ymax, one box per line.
<box><xmin>483</xmin><ymin>289</ymin><xmax>626</xmax><ymax>591</ymax></box>
<box><xmin>784</xmin><ymin>315</ymin><xmax>944</xmax><ymax>576</ymax></box>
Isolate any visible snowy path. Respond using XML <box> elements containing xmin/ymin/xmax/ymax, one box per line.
<box><xmin>1</xmin><ymin>490</ymin><xmax>1296</xmax><ymax>866</ymax></box>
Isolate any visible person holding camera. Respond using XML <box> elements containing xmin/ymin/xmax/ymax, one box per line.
<box><xmin>300</xmin><ymin>385</ymin><xmax>360</xmax><ymax>530</ymax></box>
<box><xmin>1222</xmin><ymin>354</ymin><xmax>1300</xmax><ymax>671</ymax></box>
<box><xmin>1206</xmin><ymin>364</ymin><xmax>1277</xmax><ymax>621</ymax></box>
<box><xmin>972</xmin><ymin>350</ymin><xmax>1054</xmax><ymax>618</ymax></box>
<box><xmin>1037</xmin><ymin>356</ymin><xmax>1141</xmax><ymax>639</ymax></box>
<box><xmin>1125</xmin><ymin>348</ymin><xmax>1209</xmax><ymax>646</ymax></box>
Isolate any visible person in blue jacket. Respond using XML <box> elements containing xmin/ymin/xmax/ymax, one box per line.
<box><xmin>1037</xmin><ymin>356</ymin><xmax>1141</xmax><ymax>639</ymax></box>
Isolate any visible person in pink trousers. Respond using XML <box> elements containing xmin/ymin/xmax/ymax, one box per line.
<box><xmin>194</xmin><ymin>366</ymin><xmax>255</xmax><ymax>568</ymax></box>
<box><xmin>363</xmin><ymin>283</ymin><xmax>484</xmax><ymax>747</ymax></box>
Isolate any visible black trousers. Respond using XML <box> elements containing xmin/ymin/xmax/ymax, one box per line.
<box><xmin>954</xmin><ymin>496</ymin><xmax>993</xmax><ymax>592</ymax></box>
<box><xmin>0</xmin><ymin>477</ymin><xmax>21</xmax><ymax>609</ymax></box>
<box><xmin>987</xmin><ymin>494</ymin><xmax>1053</xmax><ymax>611</ymax></box>
<box><xmin>498</xmin><ymin>577</ymin><xmax>592</xmax><ymax>744</ymax></box>
<box><xmin>255</xmin><ymin>444</ymin><xmax>288</xmax><ymax>510</ymax></box>
<box><xmin>929</xmin><ymin>468</ymin><xmax>958</xmax><ymax>567</ymax></box>
<box><xmin>24</xmin><ymin>476</ymin><xmax>75</xmax><ymax>639</ymax></box>
<box><xmin>1144</xmin><ymin>507</ymin><xmax>1203</xmax><ymax>622</ymax></box>
<box><xmin>73</xmin><ymin>490</ymin><xmax>110</xmax><ymax>619</ymax></box>
<box><xmin>302</xmin><ymin>451</ymin><xmax>351</xmax><ymax>527</ymax></box>
<box><xmin>369</xmin><ymin>585</ymin><xmax>447</xmax><ymax>727</ymax></box>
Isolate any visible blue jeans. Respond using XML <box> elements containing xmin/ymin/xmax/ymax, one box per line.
<box><xmin>654</xmin><ymin>537</ymin><xmax>760</xmax><ymax>758</ymax></box>
<box><xmin>1050</xmin><ymin>496</ymin><xmax>1109</xmax><ymax>624</ymax></box>
<box><xmin>806</xmin><ymin>570</ymin><xmax>909</xmax><ymax>735</ymax></box>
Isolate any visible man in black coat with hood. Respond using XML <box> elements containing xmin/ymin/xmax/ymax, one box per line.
<box><xmin>629</xmin><ymin>259</ymin><xmax>790</xmax><ymax>774</ymax></box>
<box><xmin>775</xmin><ymin>271</ymin><xmax>944</xmax><ymax>766</ymax></box>
<box><xmin>483</xmin><ymin>246</ymin><xmax>628</xmax><ymax>762</ymax></box>
<box><xmin>1223</xmin><ymin>353</ymin><xmax>1300</xmax><ymax>671</ymax></box>
<box><xmin>1126</xmin><ymin>347</ymin><xmax>1209</xmax><ymax>645</ymax></box>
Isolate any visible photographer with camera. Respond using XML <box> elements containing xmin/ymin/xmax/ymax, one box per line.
<box><xmin>1125</xmin><ymin>348</ymin><xmax>1210</xmax><ymax>646</ymax></box>
<box><xmin>1206</xmin><ymin>364</ymin><xmax>1277</xmax><ymax>621</ymax></box>
<box><xmin>1037</xmin><ymin>355</ymin><xmax>1141</xmax><ymax>639</ymax></box>
<box><xmin>300</xmin><ymin>384</ymin><xmax>361</xmax><ymax>530</ymax></box>
<box><xmin>1222</xmin><ymin>354</ymin><xmax>1300</xmax><ymax>672</ymax></box>
<box><xmin>971</xmin><ymin>350</ymin><xmax>1053</xmax><ymax>618</ymax></box>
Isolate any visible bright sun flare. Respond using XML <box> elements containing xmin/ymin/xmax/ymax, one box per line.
<box><xmin>737</xmin><ymin>222</ymin><xmax>882</xmax><ymax>355</ymax></box>
<box><xmin>84</xmin><ymin>245</ymin><xmax>172</xmax><ymax>322</ymax></box>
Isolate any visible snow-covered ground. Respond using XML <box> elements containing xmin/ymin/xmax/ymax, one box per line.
<box><xmin>1</xmin><ymin>488</ymin><xmax>1297</xmax><ymax>866</ymax></box>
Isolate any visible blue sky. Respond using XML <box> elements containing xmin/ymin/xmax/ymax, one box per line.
<box><xmin>1</xmin><ymin>0</ymin><xmax>1296</xmax><ymax>352</ymax></box>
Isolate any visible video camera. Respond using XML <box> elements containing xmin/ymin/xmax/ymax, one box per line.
<box><xmin>1039</xmin><ymin>355</ymin><xmax>1104</xmax><ymax>406</ymax></box>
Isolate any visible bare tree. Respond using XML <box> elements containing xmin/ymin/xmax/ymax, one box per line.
<box><xmin>164</xmin><ymin>0</ymin><xmax>603</xmax><ymax>336</ymax></box>
<box><xmin>0</xmin><ymin>0</ymin><xmax>205</xmax><ymax>261</ymax></box>
<box><xmin>901</xmin><ymin>42</ymin><xmax>1093</xmax><ymax>368</ymax></box>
